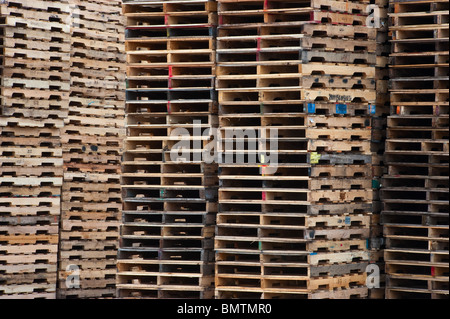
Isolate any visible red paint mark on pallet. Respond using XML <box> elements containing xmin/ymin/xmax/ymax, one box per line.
<box><xmin>260</xmin><ymin>165</ymin><xmax>267</xmax><ymax>176</ymax></box>
<box><xmin>168</xmin><ymin>65</ymin><xmax>173</xmax><ymax>89</ymax></box>
<box><xmin>256</xmin><ymin>37</ymin><xmax>261</xmax><ymax>61</ymax></box>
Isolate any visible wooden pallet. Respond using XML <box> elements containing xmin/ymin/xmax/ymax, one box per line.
<box><xmin>0</xmin><ymin>1</ymin><xmax>125</xmax><ymax>298</ymax></box>
<box><xmin>119</xmin><ymin>0</ymin><xmax>219</xmax><ymax>300</ymax></box>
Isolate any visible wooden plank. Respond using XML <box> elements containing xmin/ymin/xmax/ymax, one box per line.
<box><xmin>0</xmin><ymin>283</ymin><xmax>56</xmax><ymax>295</ymax></box>
<box><xmin>306</xmin><ymin>215</ymin><xmax>371</xmax><ymax>228</ymax></box>
<box><xmin>0</xmin><ymin>244</ymin><xmax>58</xmax><ymax>255</ymax></box>
<box><xmin>0</xmin><ymin>235</ymin><xmax>59</xmax><ymax>245</ymax></box>
<box><xmin>307</xmin><ymin>228</ymin><xmax>370</xmax><ymax>240</ymax></box>
<box><xmin>0</xmin><ymin>177</ymin><xmax>62</xmax><ymax>187</ymax></box>
<box><xmin>310</xmin><ymin>189</ymin><xmax>373</xmax><ymax>202</ymax></box>
<box><xmin>309</xmin><ymin>251</ymin><xmax>369</xmax><ymax>266</ymax></box>
<box><xmin>0</xmin><ymin>147</ymin><xmax>63</xmax><ymax>157</ymax></box>
<box><xmin>310</xmin><ymin>178</ymin><xmax>372</xmax><ymax>190</ymax></box>
<box><xmin>309</xmin><ymin>286</ymin><xmax>368</xmax><ymax>299</ymax></box>
<box><xmin>309</xmin><ymin>140</ymin><xmax>371</xmax><ymax>153</ymax></box>
<box><xmin>307</xmin><ymin>128</ymin><xmax>371</xmax><ymax>140</ymax></box>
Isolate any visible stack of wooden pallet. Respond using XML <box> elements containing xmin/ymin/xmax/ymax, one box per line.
<box><xmin>215</xmin><ymin>0</ymin><xmax>375</xmax><ymax>299</ymax></box>
<box><xmin>117</xmin><ymin>0</ymin><xmax>218</xmax><ymax>299</ymax></box>
<box><xmin>382</xmin><ymin>0</ymin><xmax>449</xmax><ymax>299</ymax></box>
<box><xmin>368</xmin><ymin>0</ymin><xmax>390</xmax><ymax>299</ymax></box>
<box><xmin>0</xmin><ymin>0</ymin><xmax>71</xmax><ymax>299</ymax></box>
<box><xmin>57</xmin><ymin>0</ymin><xmax>126</xmax><ymax>299</ymax></box>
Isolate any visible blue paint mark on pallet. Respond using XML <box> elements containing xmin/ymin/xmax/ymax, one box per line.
<box><xmin>307</xmin><ymin>103</ymin><xmax>316</xmax><ymax>114</ymax></box>
<box><xmin>336</xmin><ymin>104</ymin><xmax>347</xmax><ymax>114</ymax></box>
